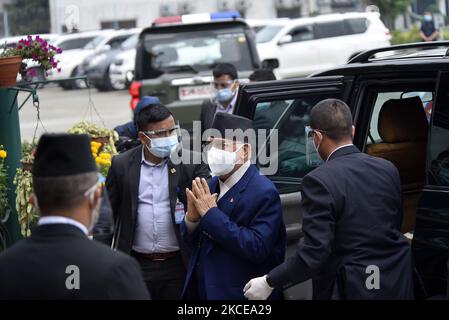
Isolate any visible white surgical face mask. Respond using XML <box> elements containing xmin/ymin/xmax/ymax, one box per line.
<box><xmin>207</xmin><ymin>145</ymin><xmax>243</xmax><ymax>177</ymax></box>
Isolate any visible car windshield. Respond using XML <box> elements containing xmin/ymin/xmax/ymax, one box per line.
<box><xmin>256</xmin><ymin>25</ymin><xmax>283</xmax><ymax>43</ymax></box>
<box><xmin>142</xmin><ymin>27</ymin><xmax>253</xmax><ymax>74</ymax></box>
<box><xmin>84</xmin><ymin>36</ymin><xmax>105</xmax><ymax>50</ymax></box>
<box><xmin>57</xmin><ymin>36</ymin><xmax>96</xmax><ymax>51</ymax></box>
<box><xmin>121</xmin><ymin>34</ymin><xmax>138</xmax><ymax>50</ymax></box>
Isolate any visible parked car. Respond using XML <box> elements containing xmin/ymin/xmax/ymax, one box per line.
<box><xmin>131</xmin><ymin>11</ymin><xmax>261</xmax><ymax>134</ymax></box>
<box><xmin>234</xmin><ymin>41</ymin><xmax>449</xmax><ymax>299</ymax></box>
<box><xmin>109</xmin><ymin>45</ymin><xmax>136</xmax><ymax>90</ymax></box>
<box><xmin>256</xmin><ymin>12</ymin><xmax>391</xmax><ymax>79</ymax></box>
<box><xmin>47</xmin><ymin>29</ymin><xmax>136</xmax><ymax>89</ymax></box>
<box><xmin>82</xmin><ymin>29</ymin><xmax>140</xmax><ymax>91</ymax></box>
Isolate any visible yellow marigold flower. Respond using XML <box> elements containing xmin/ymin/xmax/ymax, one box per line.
<box><xmin>0</xmin><ymin>150</ymin><xmax>7</xmax><ymax>159</ymax></box>
<box><xmin>100</xmin><ymin>152</ymin><xmax>111</xmax><ymax>160</ymax></box>
<box><xmin>95</xmin><ymin>157</ymin><xmax>102</xmax><ymax>164</ymax></box>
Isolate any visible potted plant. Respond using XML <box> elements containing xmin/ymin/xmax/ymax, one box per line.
<box><xmin>0</xmin><ymin>35</ymin><xmax>62</xmax><ymax>87</ymax></box>
<box><xmin>68</xmin><ymin>122</ymin><xmax>119</xmax><ymax>155</ymax></box>
<box><xmin>0</xmin><ymin>146</ymin><xmax>10</xmax><ymax>251</ymax></box>
<box><xmin>13</xmin><ymin>141</ymin><xmax>38</xmax><ymax>237</ymax></box>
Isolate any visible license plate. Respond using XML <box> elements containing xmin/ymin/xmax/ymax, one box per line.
<box><xmin>179</xmin><ymin>85</ymin><xmax>213</xmax><ymax>101</ymax></box>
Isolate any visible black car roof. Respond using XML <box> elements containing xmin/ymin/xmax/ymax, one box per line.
<box><xmin>141</xmin><ymin>19</ymin><xmax>251</xmax><ymax>34</ymax></box>
<box><xmin>314</xmin><ymin>41</ymin><xmax>449</xmax><ymax>78</ymax></box>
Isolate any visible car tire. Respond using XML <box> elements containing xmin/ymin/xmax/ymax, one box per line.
<box><xmin>108</xmin><ymin>66</ymin><xmax>126</xmax><ymax>91</ymax></box>
<box><xmin>72</xmin><ymin>66</ymin><xmax>88</xmax><ymax>90</ymax></box>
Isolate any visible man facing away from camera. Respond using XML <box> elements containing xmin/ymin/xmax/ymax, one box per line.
<box><xmin>244</xmin><ymin>99</ymin><xmax>414</xmax><ymax>300</ymax></box>
<box><xmin>0</xmin><ymin>133</ymin><xmax>149</xmax><ymax>299</ymax></box>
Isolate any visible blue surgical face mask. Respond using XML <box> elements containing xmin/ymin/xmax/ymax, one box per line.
<box><xmin>424</xmin><ymin>15</ymin><xmax>432</xmax><ymax>22</ymax></box>
<box><xmin>146</xmin><ymin>135</ymin><xmax>178</xmax><ymax>158</ymax></box>
<box><xmin>216</xmin><ymin>88</ymin><xmax>235</xmax><ymax>103</ymax></box>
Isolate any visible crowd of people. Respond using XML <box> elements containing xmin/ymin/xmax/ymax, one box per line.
<box><xmin>0</xmin><ymin>63</ymin><xmax>414</xmax><ymax>300</ymax></box>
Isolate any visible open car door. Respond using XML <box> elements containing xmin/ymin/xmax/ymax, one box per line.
<box><xmin>234</xmin><ymin>76</ymin><xmax>353</xmax><ymax>299</ymax></box>
<box><xmin>412</xmin><ymin>71</ymin><xmax>449</xmax><ymax>299</ymax></box>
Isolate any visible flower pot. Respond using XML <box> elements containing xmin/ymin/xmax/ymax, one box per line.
<box><xmin>0</xmin><ymin>56</ymin><xmax>22</xmax><ymax>87</ymax></box>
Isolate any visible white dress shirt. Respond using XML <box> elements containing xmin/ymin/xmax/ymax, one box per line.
<box><xmin>132</xmin><ymin>148</ymin><xmax>179</xmax><ymax>254</ymax></box>
<box><xmin>326</xmin><ymin>144</ymin><xmax>354</xmax><ymax>162</ymax></box>
<box><xmin>185</xmin><ymin>161</ymin><xmax>251</xmax><ymax>232</ymax></box>
<box><xmin>38</xmin><ymin>216</ymin><xmax>89</xmax><ymax>236</ymax></box>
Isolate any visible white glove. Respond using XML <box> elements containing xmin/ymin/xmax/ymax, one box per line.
<box><xmin>243</xmin><ymin>275</ymin><xmax>274</xmax><ymax>300</ymax></box>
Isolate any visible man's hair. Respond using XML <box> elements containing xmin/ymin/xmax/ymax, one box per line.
<box><xmin>213</xmin><ymin>63</ymin><xmax>238</xmax><ymax>80</ymax></box>
<box><xmin>136</xmin><ymin>104</ymin><xmax>172</xmax><ymax>132</ymax></box>
<box><xmin>310</xmin><ymin>98</ymin><xmax>353</xmax><ymax>142</ymax></box>
<box><xmin>33</xmin><ymin>172</ymin><xmax>98</xmax><ymax>214</ymax></box>
<box><xmin>249</xmin><ymin>69</ymin><xmax>276</xmax><ymax>82</ymax></box>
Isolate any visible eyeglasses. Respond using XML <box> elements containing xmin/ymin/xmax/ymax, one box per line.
<box><xmin>305</xmin><ymin>126</ymin><xmax>327</xmax><ymax>138</ymax></box>
<box><xmin>142</xmin><ymin>124</ymin><xmax>180</xmax><ymax>138</ymax></box>
<box><xmin>213</xmin><ymin>80</ymin><xmax>235</xmax><ymax>90</ymax></box>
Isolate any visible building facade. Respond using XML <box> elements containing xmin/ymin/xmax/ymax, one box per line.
<box><xmin>48</xmin><ymin>0</ymin><xmax>363</xmax><ymax>33</ymax></box>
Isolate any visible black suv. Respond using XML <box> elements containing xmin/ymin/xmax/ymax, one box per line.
<box><xmin>234</xmin><ymin>42</ymin><xmax>449</xmax><ymax>299</ymax></box>
<box><xmin>132</xmin><ymin>16</ymin><xmax>261</xmax><ymax>133</ymax></box>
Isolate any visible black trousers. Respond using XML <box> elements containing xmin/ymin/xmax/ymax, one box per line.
<box><xmin>133</xmin><ymin>252</ymin><xmax>186</xmax><ymax>300</ymax></box>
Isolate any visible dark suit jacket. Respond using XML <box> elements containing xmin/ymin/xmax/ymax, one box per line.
<box><xmin>268</xmin><ymin>145</ymin><xmax>414</xmax><ymax>300</ymax></box>
<box><xmin>106</xmin><ymin>145</ymin><xmax>210</xmax><ymax>266</ymax></box>
<box><xmin>0</xmin><ymin>224</ymin><xmax>150</xmax><ymax>300</ymax></box>
<box><xmin>200</xmin><ymin>99</ymin><xmax>217</xmax><ymax>136</ymax></box>
<box><xmin>181</xmin><ymin>165</ymin><xmax>286</xmax><ymax>300</ymax></box>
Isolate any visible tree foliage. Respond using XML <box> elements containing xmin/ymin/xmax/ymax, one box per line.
<box><xmin>364</xmin><ymin>0</ymin><xmax>414</xmax><ymax>29</ymax></box>
<box><xmin>5</xmin><ymin>0</ymin><xmax>50</xmax><ymax>36</ymax></box>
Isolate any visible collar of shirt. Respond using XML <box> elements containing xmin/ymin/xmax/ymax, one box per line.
<box><xmin>38</xmin><ymin>216</ymin><xmax>89</xmax><ymax>236</ymax></box>
<box><xmin>217</xmin><ymin>161</ymin><xmax>251</xmax><ymax>200</ymax></box>
<box><xmin>216</xmin><ymin>90</ymin><xmax>238</xmax><ymax>114</ymax></box>
<box><xmin>141</xmin><ymin>146</ymin><xmax>168</xmax><ymax>167</ymax></box>
<box><xmin>326</xmin><ymin>144</ymin><xmax>354</xmax><ymax>162</ymax></box>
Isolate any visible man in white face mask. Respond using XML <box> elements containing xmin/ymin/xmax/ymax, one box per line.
<box><xmin>180</xmin><ymin>112</ymin><xmax>286</xmax><ymax>300</ymax></box>
<box><xmin>0</xmin><ymin>134</ymin><xmax>149</xmax><ymax>299</ymax></box>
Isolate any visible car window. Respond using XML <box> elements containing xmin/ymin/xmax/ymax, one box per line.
<box><xmin>84</xmin><ymin>36</ymin><xmax>105</xmax><ymax>50</ymax></box>
<box><xmin>290</xmin><ymin>25</ymin><xmax>314</xmax><ymax>42</ymax></box>
<box><xmin>253</xmin><ymin>93</ymin><xmax>342</xmax><ymax>194</ymax></box>
<box><xmin>107</xmin><ymin>35</ymin><xmax>129</xmax><ymax>49</ymax></box>
<box><xmin>57</xmin><ymin>37</ymin><xmax>95</xmax><ymax>50</ymax></box>
<box><xmin>428</xmin><ymin>75</ymin><xmax>449</xmax><ymax>187</ymax></box>
<box><xmin>314</xmin><ymin>21</ymin><xmax>347</xmax><ymax>39</ymax></box>
<box><xmin>368</xmin><ymin>92</ymin><xmax>433</xmax><ymax>143</ymax></box>
<box><xmin>256</xmin><ymin>25</ymin><xmax>284</xmax><ymax>43</ymax></box>
<box><xmin>345</xmin><ymin>18</ymin><xmax>369</xmax><ymax>35</ymax></box>
<box><xmin>142</xmin><ymin>27</ymin><xmax>253</xmax><ymax>76</ymax></box>
<box><xmin>121</xmin><ymin>34</ymin><xmax>138</xmax><ymax>50</ymax></box>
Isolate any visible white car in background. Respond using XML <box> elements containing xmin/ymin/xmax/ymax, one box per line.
<box><xmin>256</xmin><ymin>12</ymin><xmax>391</xmax><ymax>79</ymax></box>
<box><xmin>109</xmin><ymin>46</ymin><xmax>136</xmax><ymax>90</ymax></box>
<box><xmin>47</xmin><ymin>29</ymin><xmax>136</xmax><ymax>89</ymax></box>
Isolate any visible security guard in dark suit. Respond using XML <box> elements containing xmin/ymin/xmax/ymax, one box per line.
<box><xmin>0</xmin><ymin>134</ymin><xmax>149</xmax><ymax>300</ymax></box>
<box><xmin>244</xmin><ymin>99</ymin><xmax>414</xmax><ymax>300</ymax></box>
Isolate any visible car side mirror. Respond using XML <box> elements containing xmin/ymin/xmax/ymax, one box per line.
<box><xmin>262</xmin><ymin>59</ymin><xmax>279</xmax><ymax>70</ymax></box>
<box><xmin>278</xmin><ymin>34</ymin><xmax>293</xmax><ymax>45</ymax></box>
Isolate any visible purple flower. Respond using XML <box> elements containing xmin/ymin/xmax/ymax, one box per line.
<box><xmin>27</xmin><ymin>35</ymin><xmax>32</xmax><ymax>40</ymax></box>
<box><xmin>33</xmin><ymin>53</ymin><xmax>39</xmax><ymax>61</ymax></box>
<box><xmin>17</xmin><ymin>44</ymin><xmax>23</xmax><ymax>50</ymax></box>
<box><xmin>57</xmin><ymin>68</ymin><xmax>61</xmax><ymax>73</ymax></box>
<box><xmin>26</xmin><ymin>68</ymin><xmax>37</xmax><ymax>77</ymax></box>
<box><xmin>56</xmin><ymin>48</ymin><xmax>62</xmax><ymax>54</ymax></box>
